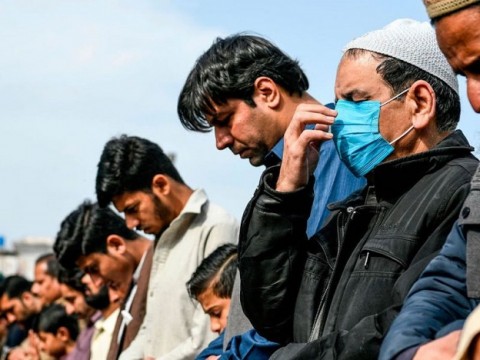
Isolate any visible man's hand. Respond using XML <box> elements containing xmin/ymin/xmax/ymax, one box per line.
<box><xmin>276</xmin><ymin>103</ymin><xmax>336</xmax><ymax>192</ymax></box>
<box><xmin>7</xmin><ymin>347</ymin><xmax>28</xmax><ymax>360</ymax></box>
<box><xmin>413</xmin><ymin>330</ymin><xmax>461</xmax><ymax>360</ymax></box>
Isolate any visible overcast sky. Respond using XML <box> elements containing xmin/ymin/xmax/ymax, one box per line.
<box><xmin>1</xmin><ymin>0</ymin><xmax>478</xmax><ymax>246</ymax></box>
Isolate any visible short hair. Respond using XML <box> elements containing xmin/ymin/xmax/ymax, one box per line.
<box><xmin>344</xmin><ymin>49</ymin><xmax>461</xmax><ymax>132</ymax></box>
<box><xmin>187</xmin><ymin>243</ymin><xmax>238</xmax><ymax>300</ymax></box>
<box><xmin>2</xmin><ymin>276</ymin><xmax>32</xmax><ymax>300</ymax></box>
<box><xmin>54</xmin><ymin>200</ymin><xmax>139</xmax><ymax>269</ymax></box>
<box><xmin>35</xmin><ymin>253</ymin><xmax>60</xmax><ymax>278</ymax></box>
<box><xmin>96</xmin><ymin>135</ymin><xmax>184</xmax><ymax>207</ymax></box>
<box><xmin>177</xmin><ymin>33</ymin><xmax>309</xmax><ymax>132</ymax></box>
<box><xmin>57</xmin><ymin>267</ymin><xmax>86</xmax><ymax>294</ymax></box>
<box><xmin>34</xmin><ymin>304</ymin><xmax>79</xmax><ymax>341</ymax></box>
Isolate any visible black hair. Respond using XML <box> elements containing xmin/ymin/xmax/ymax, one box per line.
<box><xmin>35</xmin><ymin>253</ymin><xmax>60</xmax><ymax>278</ymax></box>
<box><xmin>2</xmin><ymin>276</ymin><xmax>32</xmax><ymax>300</ymax></box>
<box><xmin>187</xmin><ymin>243</ymin><xmax>238</xmax><ymax>300</ymax></box>
<box><xmin>57</xmin><ymin>267</ymin><xmax>86</xmax><ymax>294</ymax></box>
<box><xmin>54</xmin><ymin>200</ymin><xmax>139</xmax><ymax>268</ymax></box>
<box><xmin>177</xmin><ymin>33</ymin><xmax>309</xmax><ymax>132</ymax></box>
<box><xmin>34</xmin><ymin>304</ymin><xmax>79</xmax><ymax>341</ymax></box>
<box><xmin>344</xmin><ymin>49</ymin><xmax>460</xmax><ymax>132</ymax></box>
<box><xmin>96</xmin><ymin>135</ymin><xmax>184</xmax><ymax>207</ymax></box>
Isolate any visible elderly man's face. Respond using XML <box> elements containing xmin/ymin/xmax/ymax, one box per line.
<box><xmin>334</xmin><ymin>52</ymin><xmax>413</xmax><ymax>161</ymax></box>
<box><xmin>32</xmin><ymin>261</ymin><xmax>62</xmax><ymax>308</ymax></box>
<box><xmin>435</xmin><ymin>6</ymin><xmax>480</xmax><ymax>113</ymax></box>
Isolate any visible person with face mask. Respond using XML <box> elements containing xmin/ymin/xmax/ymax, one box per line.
<box><xmin>237</xmin><ymin>18</ymin><xmax>479</xmax><ymax>359</ymax></box>
<box><xmin>379</xmin><ymin>2</ymin><xmax>480</xmax><ymax>360</ymax></box>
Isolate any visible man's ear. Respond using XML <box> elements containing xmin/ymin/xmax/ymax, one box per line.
<box><xmin>253</xmin><ymin>77</ymin><xmax>281</xmax><ymax>109</ymax></box>
<box><xmin>106</xmin><ymin>234</ymin><xmax>127</xmax><ymax>255</ymax></box>
<box><xmin>56</xmin><ymin>327</ymin><xmax>70</xmax><ymax>342</ymax></box>
<box><xmin>21</xmin><ymin>291</ymin><xmax>34</xmax><ymax>306</ymax></box>
<box><xmin>151</xmin><ymin>174</ymin><xmax>170</xmax><ymax>196</ymax></box>
<box><xmin>408</xmin><ymin>80</ymin><xmax>436</xmax><ymax>130</ymax></box>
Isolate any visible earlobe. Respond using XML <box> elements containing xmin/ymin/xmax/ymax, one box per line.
<box><xmin>253</xmin><ymin>77</ymin><xmax>281</xmax><ymax>109</ymax></box>
<box><xmin>410</xmin><ymin>80</ymin><xmax>435</xmax><ymax>130</ymax></box>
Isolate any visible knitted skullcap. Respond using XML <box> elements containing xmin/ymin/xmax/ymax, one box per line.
<box><xmin>343</xmin><ymin>18</ymin><xmax>458</xmax><ymax>94</ymax></box>
<box><xmin>423</xmin><ymin>0</ymin><xmax>480</xmax><ymax>19</ymax></box>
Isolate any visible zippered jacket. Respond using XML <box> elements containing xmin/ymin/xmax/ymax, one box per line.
<box><xmin>239</xmin><ymin>130</ymin><xmax>478</xmax><ymax>359</ymax></box>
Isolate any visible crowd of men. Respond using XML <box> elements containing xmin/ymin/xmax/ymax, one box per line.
<box><xmin>1</xmin><ymin>0</ymin><xmax>480</xmax><ymax>359</ymax></box>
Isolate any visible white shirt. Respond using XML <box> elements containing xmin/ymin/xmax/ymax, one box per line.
<box><xmin>90</xmin><ymin>308</ymin><xmax>120</xmax><ymax>360</ymax></box>
<box><xmin>119</xmin><ymin>189</ymin><xmax>238</xmax><ymax>360</ymax></box>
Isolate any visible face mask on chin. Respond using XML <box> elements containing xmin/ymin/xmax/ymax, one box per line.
<box><xmin>331</xmin><ymin>88</ymin><xmax>413</xmax><ymax>177</ymax></box>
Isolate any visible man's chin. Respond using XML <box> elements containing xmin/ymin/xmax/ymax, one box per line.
<box><xmin>248</xmin><ymin>156</ymin><xmax>264</xmax><ymax>167</ymax></box>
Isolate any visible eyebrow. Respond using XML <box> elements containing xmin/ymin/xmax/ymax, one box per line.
<box><xmin>464</xmin><ymin>58</ymin><xmax>480</xmax><ymax>74</ymax></box>
<box><xmin>337</xmin><ymin>89</ymin><xmax>371</xmax><ymax>101</ymax></box>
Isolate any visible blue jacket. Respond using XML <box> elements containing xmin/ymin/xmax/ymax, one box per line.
<box><xmin>379</xmin><ymin>220</ymin><xmax>480</xmax><ymax>360</ymax></box>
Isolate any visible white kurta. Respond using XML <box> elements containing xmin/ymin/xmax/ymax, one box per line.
<box><xmin>119</xmin><ymin>189</ymin><xmax>239</xmax><ymax>360</ymax></box>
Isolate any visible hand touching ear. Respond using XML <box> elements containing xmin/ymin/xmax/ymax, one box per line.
<box><xmin>276</xmin><ymin>103</ymin><xmax>335</xmax><ymax>192</ymax></box>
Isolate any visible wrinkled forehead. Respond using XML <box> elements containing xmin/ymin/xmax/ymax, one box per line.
<box><xmin>435</xmin><ymin>10</ymin><xmax>480</xmax><ymax>70</ymax></box>
<box><xmin>335</xmin><ymin>53</ymin><xmax>386</xmax><ymax>97</ymax></box>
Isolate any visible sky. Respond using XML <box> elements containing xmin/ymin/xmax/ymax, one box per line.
<box><xmin>1</xmin><ymin>0</ymin><xmax>479</xmax><ymax>246</ymax></box>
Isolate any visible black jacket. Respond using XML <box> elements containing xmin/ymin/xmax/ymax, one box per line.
<box><xmin>239</xmin><ymin>130</ymin><xmax>478</xmax><ymax>359</ymax></box>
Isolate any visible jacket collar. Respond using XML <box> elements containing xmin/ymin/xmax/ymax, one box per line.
<box><xmin>371</xmin><ymin>130</ymin><xmax>473</xmax><ymax>202</ymax></box>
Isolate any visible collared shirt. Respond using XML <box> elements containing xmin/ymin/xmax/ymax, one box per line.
<box><xmin>67</xmin><ymin>311</ymin><xmax>102</xmax><ymax>360</ymax></box>
<box><xmin>117</xmin><ymin>249</ymin><xmax>149</xmax><ymax>344</ymax></box>
<box><xmin>119</xmin><ymin>189</ymin><xmax>238</xmax><ymax>360</ymax></box>
<box><xmin>90</xmin><ymin>308</ymin><xmax>120</xmax><ymax>360</ymax></box>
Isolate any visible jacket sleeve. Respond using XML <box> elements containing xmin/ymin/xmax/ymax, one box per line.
<box><xmin>379</xmin><ymin>221</ymin><xmax>478</xmax><ymax>360</ymax></box>
<box><xmin>239</xmin><ymin>166</ymin><xmax>313</xmax><ymax>344</ymax></box>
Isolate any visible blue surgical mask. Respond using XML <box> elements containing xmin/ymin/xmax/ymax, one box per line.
<box><xmin>331</xmin><ymin>88</ymin><xmax>412</xmax><ymax>177</ymax></box>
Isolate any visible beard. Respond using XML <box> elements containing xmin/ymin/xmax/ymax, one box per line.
<box><xmin>84</xmin><ymin>285</ymin><xmax>110</xmax><ymax>310</ymax></box>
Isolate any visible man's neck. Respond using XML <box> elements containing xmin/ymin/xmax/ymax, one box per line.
<box><xmin>101</xmin><ymin>301</ymin><xmax>119</xmax><ymax>318</ymax></box>
<box><xmin>128</xmin><ymin>237</ymin><xmax>152</xmax><ymax>266</ymax></box>
<box><xmin>167</xmin><ymin>182</ymin><xmax>194</xmax><ymax>219</ymax></box>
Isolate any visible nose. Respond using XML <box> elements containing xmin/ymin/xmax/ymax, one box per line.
<box><xmin>6</xmin><ymin>313</ymin><xmax>16</xmax><ymax>325</ymax></box>
<box><xmin>466</xmin><ymin>75</ymin><xmax>480</xmax><ymax>113</ymax></box>
<box><xmin>81</xmin><ymin>273</ymin><xmax>90</xmax><ymax>286</ymax></box>
<box><xmin>31</xmin><ymin>283</ymin><xmax>40</xmax><ymax>297</ymax></box>
<box><xmin>125</xmin><ymin>215</ymin><xmax>139</xmax><ymax>230</ymax></box>
<box><xmin>90</xmin><ymin>274</ymin><xmax>104</xmax><ymax>289</ymax></box>
<box><xmin>210</xmin><ymin>318</ymin><xmax>222</xmax><ymax>334</ymax></box>
<box><xmin>214</xmin><ymin>126</ymin><xmax>233</xmax><ymax>151</ymax></box>
<box><xmin>64</xmin><ymin>303</ymin><xmax>75</xmax><ymax>315</ymax></box>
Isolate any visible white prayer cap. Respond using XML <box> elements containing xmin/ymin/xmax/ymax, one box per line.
<box><xmin>343</xmin><ymin>18</ymin><xmax>458</xmax><ymax>94</ymax></box>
